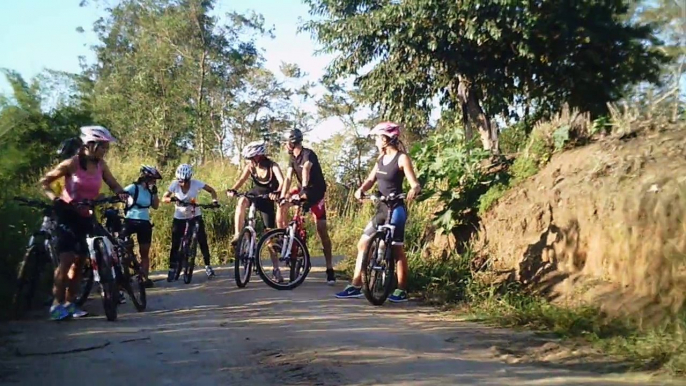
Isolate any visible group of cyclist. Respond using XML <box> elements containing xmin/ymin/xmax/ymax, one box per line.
<box><xmin>37</xmin><ymin>121</ymin><xmax>421</xmax><ymax>321</ymax></box>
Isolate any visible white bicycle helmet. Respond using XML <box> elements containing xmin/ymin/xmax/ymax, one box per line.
<box><xmin>175</xmin><ymin>163</ymin><xmax>193</xmax><ymax>180</ymax></box>
<box><xmin>242</xmin><ymin>140</ymin><xmax>266</xmax><ymax>159</ymax></box>
<box><xmin>80</xmin><ymin>125</ymin><xmax>117</xmax><ymax>143</ymax></box>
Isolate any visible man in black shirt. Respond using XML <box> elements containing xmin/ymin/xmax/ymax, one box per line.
<box><xmin>280</xmin><ymin>128</ymin><xmax>336</xmax><ymax>285</ymax></box>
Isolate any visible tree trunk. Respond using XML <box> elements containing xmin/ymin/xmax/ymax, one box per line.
<box><xmin>196</xmin><ymin>51</ymin><xmax>207</xmax><ymax>164</ymax></box>
<box><xmin>455</xmin><ymin>76</ymin><xmax>499</xmax><ymax>154</ymax></box>
<box><xmin>672</xmin><ymin>60</ymin><xmax>683</xmax><ymax>123</ymax></box>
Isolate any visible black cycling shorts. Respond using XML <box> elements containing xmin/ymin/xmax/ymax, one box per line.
<box><xmin>54</xmin><ymin>200</ymin><xmax>93</xmax><ymax>256</ymax></box>
<box><xmin>121</xmin><ymin>219</ymin><xmax>153</xmax><ymax>245</ymax></box>
<box><xmin>249</xmin><ymin>189</ymin><xmax>276</xmax><ymax>229</ymax></box>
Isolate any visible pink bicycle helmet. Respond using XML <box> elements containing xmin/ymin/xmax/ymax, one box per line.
<box><xmin>369</xmin><ymin>121</ymin><xmax>401</xmax><ymax>138</ymax></box>
<box><xmin>80</xmin><ymin>125</ymin><xmax>117</xmax><ymax>143</ymax></box>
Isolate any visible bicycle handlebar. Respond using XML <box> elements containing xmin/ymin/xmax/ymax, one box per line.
<box><xmin>225</xmin><ymin>189</ymin><xmax>272</xmax><ymax>200</ymax></box>
<box><xmin>360</xmin><ymin>193</ymin><xmax>407</xmax><ymax>203</ymax></box>
<box><xmin>170</xmin><ymin>197</ymin><xmax>220</xmax><ymax>209</ymax></box>
<box><xmin>13</xmin><ymin>197</ymin><xmax>53</xmax><ymax>210</ymax></box>
<box><xmin>74</xmin><ymin>196</ymin><xmax>124</xmax><ymax>207</ymax></box>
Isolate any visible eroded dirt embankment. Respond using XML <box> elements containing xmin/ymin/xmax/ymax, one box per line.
<box><xmin>475</xmin><ymin>125</ymin><xmax>686</xmax><ymax>320</ymax></box>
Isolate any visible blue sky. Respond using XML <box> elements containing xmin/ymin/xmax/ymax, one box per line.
<box><xmin>0</xmin><ymin>0</ymin><xmax>343</xmax><ymax>142</ymax></box>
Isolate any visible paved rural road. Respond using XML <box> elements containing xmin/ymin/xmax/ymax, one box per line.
<box><xmin>0</xmin><ymin>257</ymin><xmax>680</xmax><ymax>385</ymax></box>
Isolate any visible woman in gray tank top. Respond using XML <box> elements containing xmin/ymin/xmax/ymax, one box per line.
<box><xmin>334</xmin><ymin>122</ymin><xmax>421</xmax><ymax>303</ymax></box>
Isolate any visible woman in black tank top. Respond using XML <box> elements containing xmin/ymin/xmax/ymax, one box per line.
<box><xmin>334</xmin><ymin>122</ymin><xmax>422</xmax><ymax>303</ymax></box>
<box><xmin>226</xmin><ymin>141</ymin><xmax>285</xmax><ymax>244</ymax></box>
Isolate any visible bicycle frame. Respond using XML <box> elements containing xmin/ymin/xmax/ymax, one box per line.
<box><xmin>15</xmin><ymin>198</ymin><xmax>59</xmax><ymax>266</ymax></box>
<box><xmin>242</xmin><ymin>201</ymin><xmax>258</xmax><ymax>260</ymax></box>
<box><xmin>231</xmin><ymin>191</ymin><xmax>271</xmax><ymax>262</ymax></box>
<box><xmin>279</xmin><ymin>201</ymin><xmax>308</xmax><ymax>262</ymax></box>
<box><xmin>366</xmin><ymin>193</ymin><xmax>406</xmax><ymax>265</ymax></box>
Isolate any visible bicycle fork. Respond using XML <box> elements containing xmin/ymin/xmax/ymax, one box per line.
<box><xmin>374</xmin><ymin>224</ymin><xmax>396</xmax><ymax>269</ymax></box>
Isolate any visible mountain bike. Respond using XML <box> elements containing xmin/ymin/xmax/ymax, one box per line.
<box><xmin>101</xmin><ymin>207</ymin><xmax>147</xmax><ymax>312</ymax></box>
<box><xmin>11</xmin><ymin>197</ymin><xmax>60</xmax><ymax>318</ymax></box>
<box><xmin>254</xmin><ymin>196</ymin><xmax>311</xmax><ymax>290</ymax></box>
<box><xmin>170</xmin><ymin>198</ymin><xmax>220</xmax><ymax>284</ymax></box>
<box><xmin>360</xmin><ymin>192</ymin><xmax>406</xmax><ymax>306</ymax></box>
<box><xmin>66</xmin><ymin>196</ymin><xmax>125</xmax><ymax>321</ymax></box>
<box><xmin>227</xmin><ymin>190</ymin><xmax>272</xmax><ymax>288</ymax></box>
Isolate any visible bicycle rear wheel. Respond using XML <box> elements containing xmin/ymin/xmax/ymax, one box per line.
<box><xmin>361</xmin><ymin>232</ymin><xmax>395</xmax><ymax>306</ymax></box>
<box><xmin>12</xmin><ymin>245</ymin><xmax>45</xmax><ymax>318</ymax></box>
<box><xmin>255</xmin><ymin>229</ymin><xmax>310</xmax><ymax>290</ymax></box>
<box><xmin>234</xmin><ymin>228</ymin><xmax>253</xmax><ymax>288</ymax></box>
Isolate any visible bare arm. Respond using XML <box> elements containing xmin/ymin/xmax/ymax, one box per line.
<box><xmin>272</xmin><ymin>163</ymin><xmax>285</xmax><ymax>192</ymax></box>
<box><xmin>162</xmin><ymin>190</ymin><xmax>173</xmax><ymax>203</ymax></box>
<box><xmin>202</xmin><ymin>184</ymin><xmax>219</xmax><ymax>201</ymax></box>
<box><xmin>229</xmin><ymin>165</ymin><xmax>252</xmax><ymax>191</ymax></box>
<box><xmin>151</xmin><ymin>189</ymin><xmax>160</xmax><ymax>209</ymax></box>
<box><xmin>101</xmin><ymin>161</ymin><xmax>125</xmax><ymax>194</ymax></box>
<box><xmin>355</xmin><ymin>162</ymin><xmax>379</xmax><ymax>199</ymax></box>
<box><xmin>399</xmin><ymin>153</ymin><xmax>421</xmax><ymax>200</ymax></box>
<box><xmin>280</xmin><ymin>167</ymin><xmax>294</xmax><ymax>199</ymax></box>
<box><xmin>301</xmin><ymin>161</ymin><xmax>312</xmax><ymax>189</ymax></box>
<box><xmin>39</xmin><ymin>158</ymin><xmax>75</xmax><ymax>200</ymax></box>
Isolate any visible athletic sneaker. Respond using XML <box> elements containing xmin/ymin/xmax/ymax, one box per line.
<box><xmin>64</xmin><ymin>302</ymin><xmax>89</xmax><ymax>318</ymax></box>
<box><xmin>205</xmin><ymin>265</ymin><xmax>215</xmax><ymax>277</ymax></box>
<box><xmin>326</xmin><ymin>268</ymin><xmax>336</xmax><ymax>285</ymax></box>
<box><xmin>49</xmin><ymin>303</ymin><xmax>69</xmax><ymax>321</ymax></box>
<box><xmin>335</xmin><ymin>285</ymin><xmax>363</xmax><ymax>299</ymax></box>
<box><xmin>388</xmin><ymin>289</ymin><xmax>408</xmax><ymax>303</ymax></box>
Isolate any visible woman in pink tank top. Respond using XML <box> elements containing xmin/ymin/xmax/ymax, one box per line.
<box><xmin>39</xmin><ymin>126</ymin><xmax>128</xmax><ymax>320</ymax></box>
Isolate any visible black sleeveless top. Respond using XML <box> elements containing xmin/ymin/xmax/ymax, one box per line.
<box><xmin>250</xmin><ymin>160</ymin><xmax>279</xmax><ymax>194</ymax></box>
<box><xmin>375</xmin><ymin>152</ymin><xmax>405</xmax><ymax>197</ymax></box>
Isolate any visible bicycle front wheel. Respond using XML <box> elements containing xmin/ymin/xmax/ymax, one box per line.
<box><xmin>94</xmin><ymin>239</ymin><xmax>117</xmax><ymax>321</ymax></box>
<box><xmin>234</xmin><ymin>228</ymin><xmax>253</xmax><ymax>288</ymax></box>
<box><xmin>121</xmin><ymin>253</ymin><xmax>146</xmax><ymax>312</ymax></box>
<box><xmin>255</xmin><ymin>229</ymin><xmax>310</xmax><ymax>290</ymax></box>
<box><xmin>361</xmin><ymin>232</ymin><xmax>395</xmax><ymax>306</ymax></box>
<box><xmin>183</xmin><ymin>238</ymin><xmax>197</xmax><ymax>284</ymax></box>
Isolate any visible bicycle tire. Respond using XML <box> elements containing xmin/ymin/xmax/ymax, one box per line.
<box><xmin>183</xmin><ymin>237</ymin><xmax>197</xmax><ymax>284</ymax></box>
<box><xmin>75</xmin><ymin>261</ymin><xmax>94</xmax><ymax>307</ymax></box>
<box><xmin>94</xmin><ymin>240</ymin><xmax>117</xmax><ymax>321</ymax></box>
<box><xmin>255</xmin><ymin>229</ymin><xmax>310</xmax><ymax>290</ymax></box>
<box><xmin>173</xmin><ymin>244</ymin><xmax>184</xmax><ymax>281</ymax></box>
<box><xmin>12</xmin><ymin>245</ymin><xmax>44</xmax><ymax>318</ymax></box>
<box><xmin>121</xmin><ymin>254</ymin><xmax>146</xmax><ymax>312</ymax></box>
<box><xmin>361</xmin><ymin>232</ymin><xmax>395</xmax><ymax>306</ymax></box>
<box><xmin>234</xmin><ymin>228</ymin><xmax>253</xmax><ymax>288</ymax></box>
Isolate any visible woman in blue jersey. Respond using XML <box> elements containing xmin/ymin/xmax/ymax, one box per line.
<box><xmin>121</xmin><ymin>165</ymin><xmax>163</xmax><ymax>288</ymax></box>
<box><xmin>335</xmin><ymin>122</ymin><xmax>421</xmax><ymax>303</ymax></box>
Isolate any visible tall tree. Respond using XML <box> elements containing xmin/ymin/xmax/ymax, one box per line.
<box><xmin>301</xmin><ymin>0</ymin><xmax>669</xmax><ymax>152</ymax></box>
<box><xmin>81</xmin><ymin>0</ymin><xmax>266</xmax><ymax>164</ymax></box>
<box><xmin>637</xmin><ymin>0</ymin><xmax>685</xmax><ymax>121</ymax></box>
